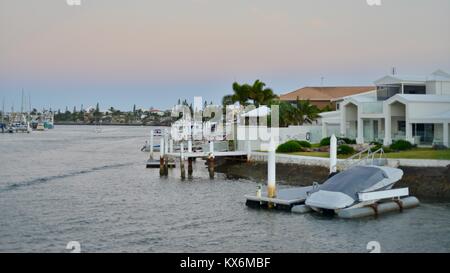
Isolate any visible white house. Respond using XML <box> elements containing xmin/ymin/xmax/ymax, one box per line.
<box><xmin>321</xmin><ymin>70</ymin><xmax>450</xmax><ymax>147</ymax></box>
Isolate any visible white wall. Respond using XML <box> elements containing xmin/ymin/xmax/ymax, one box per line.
<box><xmin>236</xmin><ymin>125</ymin><xmax>323</xmax><ymax>151</ymax></box>
<box><xmin>408</xmin><ymin>102</ymin><xmax>450</xmax><ymax>119</ymax></box>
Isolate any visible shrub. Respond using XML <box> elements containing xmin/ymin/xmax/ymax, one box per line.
<box><xmin>320</xmin><ymin>137</ymin><xmax>331</xmax><ymax>147</ymax></box>
<box><xmin>340</xmin><ymin>138</ymin><xmax>357</xmax><ymax>145</ymax></box>
<box><xmin>320</xmin><ymin>137</ymin><xmax>356</xmax><ymax>147</ymax></box>
<box><xmin>390</xmin><ymin>140</ymin><xmax>413</xmax><ymax>151</ymax></box>
<box><xmin>276</xmin><ymin>140</ymin><xmax>303</xmax><ymax>153</ymax></box>
<box><xmin>337</xmin><ymin>144</ymin><xmax>355</xmax><ymax>155</ymax></box>
<box><xmin>295</xmin><ymin>140</ymin><xmax>312</xmax><ymax>148</ymax></box>
<box><xmin>370</xmin><ymin>141</ymin><xmax>383</xmax><ymax>153</ymax></box>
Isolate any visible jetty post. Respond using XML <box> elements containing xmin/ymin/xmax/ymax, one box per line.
<box><xmin>188</xmin><ymin>157</ymin><xmax>193</xmax><ymax>178</ymax></box>
<box><xmin>330</xmin><ymin>134</ymin><xmax>337</xmax><ymax>174</ymax></box>
<box><xmin>149</xmin><ymin>130</ymin><xmax>154</xmax><ymax>160</ymax></box>
<box><xmin>208</xmin><ymin>153</ymin><xmax>215</xmax><ymax>179</ymax></box>
<box><xmin>159</xmin><ymin>137</ymin><xmax>165</xmax><ymax>176</ymax></box>
<box><xmin>267</xmin><ymin>137</ymin><xmax>277</xmax><ymax>202</ymax></box>
<box><xmin>180</xmin><ymin>142</ymin><xmax>186</xmax><ymax>180</ymax></box>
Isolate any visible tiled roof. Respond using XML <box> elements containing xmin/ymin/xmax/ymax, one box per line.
<box><xmin>280</xmin><ymin>86</ymin><xmax>375</xmax><ymax>101</ymax></box>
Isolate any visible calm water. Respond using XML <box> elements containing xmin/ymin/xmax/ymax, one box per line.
<box><xmin>1</xmin><ymin>126</ymin><xmax>449</xmax><ymax>253</ymax></box>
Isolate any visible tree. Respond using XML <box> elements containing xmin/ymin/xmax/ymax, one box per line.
<box><xmin>226</xmin><ymin>80</ymin><xmax>278</xmax><ymax>107</ymax></box>
<box><xmin>293</xmin><ymin>98</ymin><xmax>320</xmax><ymax>125</ymax></box>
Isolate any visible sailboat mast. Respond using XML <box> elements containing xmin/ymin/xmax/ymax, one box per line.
<box><xmin>1</xmin><ymin>97</ymin><xmax>4</xmax><ymax>123</ymax></box>
<box><xmin>21</xmin><ymin>89</ymin><xmax>24</xmax><ymax>114</ymax></box>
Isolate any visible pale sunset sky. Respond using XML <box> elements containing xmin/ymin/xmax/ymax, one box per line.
<box><xmin>1</xmin><ymin>0</ymin><xmax>449</xmax><ymax>111</ymax></box>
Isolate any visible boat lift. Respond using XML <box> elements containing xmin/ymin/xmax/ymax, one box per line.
<box><xmin>244</xmin><ymin>134</ymin><xmax>420</xmax><ymax>218</ymax></box>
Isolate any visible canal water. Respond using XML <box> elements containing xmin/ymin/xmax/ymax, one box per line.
<box><xmin>1</xmin><ymin>126</ymin><xmax>449</xmax><ymax>253</ymax></box>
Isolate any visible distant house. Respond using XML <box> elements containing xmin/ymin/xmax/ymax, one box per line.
<box><xmin>279</xmin><ymin>86</ymin><xmax>375</xmax><ymax>110</ymax></box>
<box><xmin>149</xmin><ymin>109</ymin><xmax>165</xmax><ymax>116</ymax></box>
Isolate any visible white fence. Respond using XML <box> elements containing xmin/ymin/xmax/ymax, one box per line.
<box><xmin>236</xmin><ymin>125</ymin><xmax>323</xmax><ymax>151</ymax></box>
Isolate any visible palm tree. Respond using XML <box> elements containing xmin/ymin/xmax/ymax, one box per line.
<box><xmin>294</xmin><ymin>98</ymin><xmax>320</xmax><ymax>125</ymax></box>
<box><xmin>227</xmin><ymin>80</ymin><xmax>278</xmax><ymax>107</ymax></box>
<box><xmin>273</xmin><ymin>101</ymin><xmax>296</xmax><ymax>127</ymax></box>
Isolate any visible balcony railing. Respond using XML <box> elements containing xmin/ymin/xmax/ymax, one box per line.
<box><xmin>361</xmin><ymin>102</ymin><xmax>383</xmax><ymax>114</ymax></box>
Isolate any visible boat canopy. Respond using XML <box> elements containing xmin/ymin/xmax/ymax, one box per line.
<box><xmin>320</xmin><ymin>166</ymin><xmax>388</xmax><ymax>200</ymax></box>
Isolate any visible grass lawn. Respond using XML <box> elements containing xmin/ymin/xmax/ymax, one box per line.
<box><xmin>284</xmin><ymin>148</ymin><xmax>450</xmax><ymax>160</ymax></box>
<box><xmin>383</xmin><ymin>148</ymin><xmax>450</xmax><ymax>160</ymax></box>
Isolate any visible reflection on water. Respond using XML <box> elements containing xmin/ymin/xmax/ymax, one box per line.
<box><xmin>0</xmin><ymin>126</ymin><xmax>449</xmax><ymax>253</ymax></box>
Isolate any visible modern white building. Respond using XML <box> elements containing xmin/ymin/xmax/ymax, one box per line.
<box><xmin>321</xmin><ymin>70</ymin><xmax>450</xmax><ymax>147</ymax></box>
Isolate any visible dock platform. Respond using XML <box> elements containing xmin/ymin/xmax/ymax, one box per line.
<box><xmin>146</xmin><ymin>159</ymin><xmax>176</xmax><ymax>168</ymax></box>
<box><xmin>245</xmin><ymin>186</ymin><xmax>315</xmax><ymax>211</ymax></box>
<box><xmin>166</xmin><ymin>151</ymin><xmax>248</xmax><ymax>159</ymax></box>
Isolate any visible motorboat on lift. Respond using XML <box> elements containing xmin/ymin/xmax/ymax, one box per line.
<box><xmin>305</xmin><ymin>165</ymin><xmax>408</xmax><ymax>214</ymax></box>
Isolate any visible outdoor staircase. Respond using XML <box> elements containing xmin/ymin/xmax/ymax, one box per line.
<box><xmin>339</xmin><ymin>147</ymin><xmax>387</xmax><ymax>171</ymax></box>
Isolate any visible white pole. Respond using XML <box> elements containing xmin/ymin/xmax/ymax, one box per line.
<box><xmin>330</xmin><ymin>134</ymin><xmax>337</xmax><ymax>174</ymax></box>
<box><xmin>149</xmin><ymin>130</ymin><xmax>154</xmax><ymax>159</ymax></box>
<box><xmin>169</xmin><ymin>138</ymin><xmax>174</xmax><ymax>153</ymax></box>
<box><xmin>164</xmin><ymin>133</ymin><xmax>169</xmax><ymax>155</ymax></box>
<box><xmin>180</xmin><ymin>142</ymin><xmax>184</xmax><ymax>160</ymax></box>
<box><xmin>247</xmin><ymin>139</ymin><xmax>251</xmax><ymax>154</ymax></box>
<box><xmin>160</xmin><ymin>137</ymin><xmax>165</xmax><ymax>157</ymax></box>
<box><xmin>267</xmin><ymin>138</ymin><xmax>276</xmax><ymax>198</ymax></box>
<box><xmin>209</xmin><ymin>141</ymin><xmax>214</xmax><ymax>153</ymax></box>
<box><xmin>188</xmin><ymin>139</ymin><xmax>192</xmax><ymax>153</ymax></box>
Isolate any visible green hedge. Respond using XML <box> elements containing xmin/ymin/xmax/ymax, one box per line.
<box><xmin>295</xmin><ymin>140</ymin><xmax>312</xmax><ymax>148</ymax></box>
<box><xmin>276</xmin><ymin>140</ymin><xmax>303</xmax><ymax>153</ymax></box>
<box><xmin>320</xmin><ymin>137</ymin><xmax>356</xmax><ymax>146</ymax></box>
<box><xmin>337</xmin><ymin>144</ymin><xmax>355</xmax><ymax>155</ymax></box>
<box><xmin>320</xmin><ymin>137</ymin><xmax>331</xmax><ymax>146</ymax></box>
<box><xmin>390</xmin><ymin>140</ymin><xmax>413</xmax><ymax>151</ymax></box>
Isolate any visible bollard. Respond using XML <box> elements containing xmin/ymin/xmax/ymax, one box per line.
<box><xmin>188</xmin><ymin>157</ymin><xmax>193</xmax><ymax>178</ymax></box>
<box><xmin>208</xmin><ymin>153</ymin><xmax>215</xmax><ymax>179</ymax></box>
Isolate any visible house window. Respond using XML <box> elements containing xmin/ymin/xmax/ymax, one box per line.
<box><xmin>404</xmin><ymin>85</ymin><xmax>426</xmax><ymax>95</ymax></box>
<box><xmin>398</xmin><ymin>121</ymin><xmax>406</xmax><ymax>132</ymax></box>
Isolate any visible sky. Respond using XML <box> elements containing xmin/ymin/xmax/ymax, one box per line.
<box><xmin>1</xmin><ymin>0</ymin><xmax>449</xmax><ymax>111</ymax></box>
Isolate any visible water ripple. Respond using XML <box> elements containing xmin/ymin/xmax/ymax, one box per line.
<box><xmin>0</xmin><ymin>162</ymin><xmax>138</xmax><ymax>193</ymax></box>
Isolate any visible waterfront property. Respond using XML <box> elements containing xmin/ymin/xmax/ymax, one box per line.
<box><xmin>321</xmin><ymin>70</ymin><xmax>450</xmax><ymax>147</ymax></box>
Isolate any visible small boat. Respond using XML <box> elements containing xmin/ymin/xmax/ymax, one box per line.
<box><xmin>36</xmin><ymin>122</ymin><xmax>45</xmax><ymax>131</ymax></box>
<box><xmin>305</xmin><ymin>165</ymin><xmax>405</xmax><ymax>214</ymax></box>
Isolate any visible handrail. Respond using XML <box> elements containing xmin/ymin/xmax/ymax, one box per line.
<box><xmin>339</xmin><ymin>147</ymin><xmax>386</xmax><ymax>171</ymax></box>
